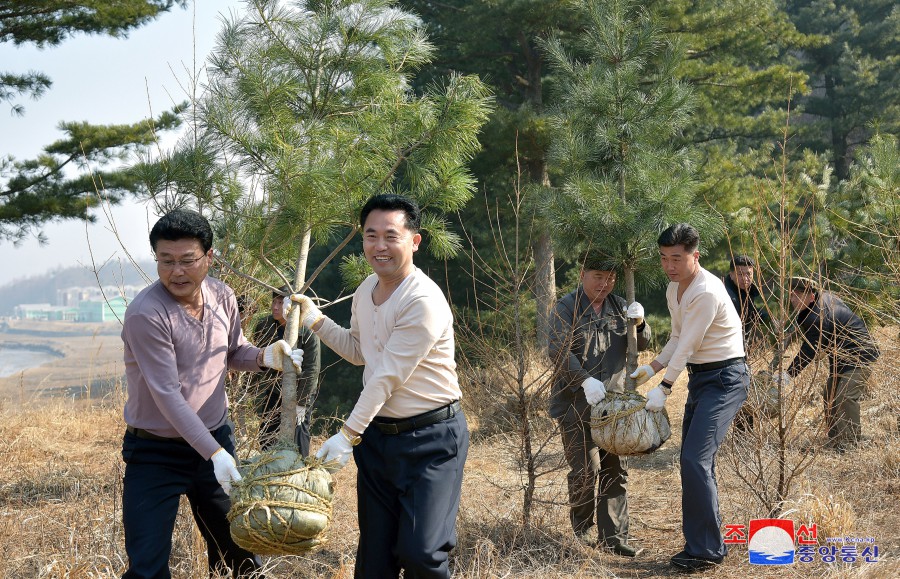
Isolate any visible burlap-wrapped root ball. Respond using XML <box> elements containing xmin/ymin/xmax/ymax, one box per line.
<box><xmin>228</xmin><ymin>448</ymin><xmax>334</xmax><ymax>555</ymax></box>
<box><xmin>748</xmin><ymin>370</ymin><xmax>781</xmax><ymax>418</ymax></box>
<box><xmin>590</xmin><ymin>390</ymin><xmax>671</xmax><ymax>456</ymax></box>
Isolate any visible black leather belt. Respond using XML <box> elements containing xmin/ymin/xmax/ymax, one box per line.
<box><xmin>686</xmin><ymin>357</ymin><xmax>745</xmax><ymax>375</ymax></box>
<box><xmin>126</xmin><ymin>425</ymin><xmax>189</xmax><ymax>443</ymax></box>
<box><xmin>372</xmin><ymin>401</ymin><xmax>461</xmax><ymax>435</ymax></box>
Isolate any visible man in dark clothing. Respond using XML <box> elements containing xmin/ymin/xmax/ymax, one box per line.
<box><xmin>250</xmin><ymin>287</ymin><xmax>321</xmax><ymax>456</ymax></box>
<box><xmin>724</xmin><ymin>255</ymin><xmax>769</xmax><ymax>432</ymax></box>
<box><xmin>548</xmin><ymin>256</ymin><xmax>650</xmax><ymax>557</ymax></box>
<box><xmin>783</xmin><ymin>277</ymin><xmax>880</xmax><ymax>451</ymax></box>
<box><xmin>724</xmin><ymin>255</ymin><xmax>769</xmax><ymax>347</ymax></box>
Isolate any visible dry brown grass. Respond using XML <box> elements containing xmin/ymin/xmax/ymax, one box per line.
<box><xmin>1</xmin><ymin>329</ymin><xmax>898</xmax><ymax>577</ymax></box>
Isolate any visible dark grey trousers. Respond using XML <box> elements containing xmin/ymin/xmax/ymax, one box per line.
<box><xmin>559</xmin><ymin>409</ymin><xmax>629</xmax><ymax>546</ymax></box>
<box><xmin>353</xmin><ymin>411</ymin><xmax>468</xmax><ymax>579</ymax></box>
<box><xmin>680</xmin><ymin>362</ymin><xmax>748</xmax><ymax>560</ymax></box>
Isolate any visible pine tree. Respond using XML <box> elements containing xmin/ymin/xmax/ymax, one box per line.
<box><xmin>541</xmin><ymin>0</ymin><xmax>721</xmax><ymax>379</ymax></box>
<box><xmin>827</xmin><ymin>134</ymin><xmax>900</xmax><ymax>318</ymax></box>
<box><xmin>1</xmin><ymin>107</ymin><xmax>183</xmax><ymax>243</ymax></box>
<box><xmin>786</xmin><ymin>0</ymin><xmax>900</xmax><ymax>180</ymax></box>
<box><xmin>135</xmin><ymin>0</ymin><xmax>491</xmax><ymax>438</ymax></box>
<box><xmin>1</xmin><ymin>1</ymin><xmax>188</xmax><ymax>114</ymax></box>
<box><xmin>650</xmin><ymin>0</ymin><xmax>812</xmax><ymax>238</ymax></box>
<box><xmin>0</xmin><ymin>0</ymin><xmax>187</xmax><ymax>242</ymax></box>
<box><xmin>399</xmin><ymin>0</ymin><xmax>584</xmax><ymax>350</ymax></box>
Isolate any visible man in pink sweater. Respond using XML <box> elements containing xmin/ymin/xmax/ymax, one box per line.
<box><xmin>121</xmin><ymin>208</ymin><xmax>303</xmax><ymax>578</ymax></box>
<box><xmin>631</xmin><ymin>223</ymin><xmax>748</xmax><ymax>573</ymax></box>
<box><xmin>287</xmin><ymin>194</ymin><xmax>467</xmax><ymax>578</ymax></box>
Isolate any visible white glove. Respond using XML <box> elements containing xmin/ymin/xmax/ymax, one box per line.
<box><xmin>582</xmin><ymin>377</ymin><xmax>607</xmax><ymax>405</ymax></box>
<box><xmin>262</xmin><ymin>339</ymin><xmax>304</xmax><ymax>372</ymax></box>
<box><xmin>211</xmin><ymin>448</ymin><xmax>242</xmax><ymax>495</ymax></box>
<box><xmin>315</xmin><ymin>430</ymin><xmax>355</xmax><ymax>472</ymax></box>
<box><xmin>296</xmin><ymin>405</ymin><xmax>307</xmax><ymax>424</ymax></box>
<box><xmin>626</xmin><ymin>301</ymin><xmax>645</xmax><ymax>326</ymax></box>
<box><xmin>645</xmin><ymin>386</ymin><xmax>668</xmax><ymax>412</ymax></box>
<box><xmin>630</xmin><ymin>364</ymin><xmax>656</xmax><ymax>386</ymax></box>
<box><xmin>284</xmin><ymin>294</ymin><xmax>325</xmax><ymax>329</ymax></box>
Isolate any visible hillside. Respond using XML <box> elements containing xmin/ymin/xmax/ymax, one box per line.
<box><xmin>0</xmin><ymin>259</ymin><xmax>156</xmax><ymax>315</ymax></box>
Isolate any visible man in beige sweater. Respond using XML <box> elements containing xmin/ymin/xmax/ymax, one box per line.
<box><xmin>287</xmin><ymin>194</ymin><xmax>467</xmax><ymax>579</ymax></box>
<box><xmin>631</xmin><ymin>223</ymin><xmax>748</xmax><ymax>573</ymax></box>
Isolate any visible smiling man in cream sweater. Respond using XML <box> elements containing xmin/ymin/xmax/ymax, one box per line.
<box><xmin>630</xmin><ymin>223</ymin><xmax>748</xmax><ymax>573</ymax></box>
<box><xmin>287</xmin><ymin>194</ymin><xmax>467</xmax><ymax>579</ymax></box>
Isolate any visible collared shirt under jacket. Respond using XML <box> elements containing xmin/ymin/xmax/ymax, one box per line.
<box><xmin>548</xmin><ymin>288</ymin><xmax>651</xmax><ymax>419</ymax></box>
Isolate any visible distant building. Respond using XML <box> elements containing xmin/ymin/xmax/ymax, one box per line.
<box><xmin>15</xmin><ymin>303</ymin><xmax>79</xmax><ymax>321</ymax></box>
<box><xmin>56</xmin><ymin>285</ymin><xmax>144</xmax><ymax>307</ymax></box>
<box><xmin>77</xmin><ymin>296</ymin><xmax>128</xmax><ymax>323</ymax></box>
<box><xmin>15</xmin><ymin>286</ymin><xmax>141</xmax><ymax>322</ymax></box>
<box><xmin>57</xmin><ymin>287</ymin><xmax>91</xmax><ymax>307</ymax></box>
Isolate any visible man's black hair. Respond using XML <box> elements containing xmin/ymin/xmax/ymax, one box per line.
<box><xmin>729</xmin><ymin>255</ymin><xmax>755</xmax><ymax>270</ymax></box>
<box><xmin>657</xmin><ymin>223</ymin><xmax>700</xmax><ymax>253</ymax></box>
<box><xmin>272</xmin><ymin>284</ymin><xmax>291</xmax><ymax>298</ymax></box>
<box><xmin>149</xmin><ymin>208</ymin><xmax>214</xmax><ymax>253</ymax></box>
<box><xmin>359</xmin><ymin>194</ymin><xmax>421</xmax><ymax>232</ymax></box>
<box><xmin>579</xmin><ymin>251</ymin><xmax>620</xmax><ymax>273</ymax></box>
<box><xmin>789</xmin><ymin>276</ymin><xmax>818</xmax><ymax>295</ymax></box>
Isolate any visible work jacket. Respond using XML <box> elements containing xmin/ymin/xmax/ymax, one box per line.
<box><xmin>787</xmin><ymin>291</ymin><xmax>880</xmax><ymax>377</ymax></box>
<box><xmin>548</xmin><ymin>288</ymin><xmax>651</xmax><ymax>419</ymax></box>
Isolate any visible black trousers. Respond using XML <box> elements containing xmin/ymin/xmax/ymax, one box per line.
<box><xmin>121</xmin><ymin>421</ymin><xmax>259</xmax><ymax>578</ymax></box>
<box><xmin>353</xmin><ymin>411</ymin><xmax>469</xmax><ymax>579</ymax></box>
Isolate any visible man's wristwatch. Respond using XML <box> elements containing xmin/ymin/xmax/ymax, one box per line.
<box><xmin>660</xmin><ymin>382</ymin><xmax>673</xmax><ymax>395</ymax></box>
<box><xmin>340</xmin><ymin>427</ymin><xmax>362</xmax><ymax>446</ymax></box>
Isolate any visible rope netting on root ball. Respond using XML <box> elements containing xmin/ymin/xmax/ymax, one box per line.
<box><xmin>747</xmin><ymin>370</ymin><xmax>781</xmax><ymax>418</ymax></box>
<box><xmin>228</xmin><ymin>447</ymin><xmax>335</xmax><ymax>555</ymax></box>
<box><xmin>590</xmin><ymin>390</ymin><xmax>671</xmax><ymax>456</ymax></box>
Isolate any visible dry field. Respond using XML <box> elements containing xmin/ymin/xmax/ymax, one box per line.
<box><xmin>0</xmin><ymin>326</ymin><xmax>897</xmax><ymax>578</ymax></box>
<box><xmin>0</xmin><ymin>320</ymin><xmax>123</xmax><ymax>402</ymax></box>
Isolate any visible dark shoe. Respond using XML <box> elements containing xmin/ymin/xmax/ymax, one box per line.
<box><xmin>670</xmin><ymin>550</ymin><xmax>723</xmax><ymax>573</ymax></box>
<box><xmin>604</xmin><ymin>542</ymin><xmax>644</xmax><ymax>557</ymax></box>
<box><xmin>574</xmin><ymin>527</ymin><xmax>595</xmax><ymax>546</ymax></box>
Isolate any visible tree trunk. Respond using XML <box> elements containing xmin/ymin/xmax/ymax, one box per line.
<box><xmin>519</xmin><ymin>30</ymin><xmax>556</xmax><ymax>351</ymax></box>
<box><xmin>526</xmin><ymin>159</ymin><xmax>555</xmax><ymax>351</ymax></box>
<box><xmin>279</xmin><ymin>227</ymin><xmax>312</xmax><ymax>443</ymax></box>
<box><xmin>618</xmin><ymin>165</ymin><xmax>638</xmax><ymax>388</ymax></box>
<box><xmin>533</xmin><ymin>231</ymin><xmax>555</xmax><ymax>351</ymax></box>
<box><xmin>624</xmin><ymin>266</ymin><xmax>638</xmax><ymax>390</ymax></box>
<box><xmin>825</xmin><ymin>73</ymin><xmax>849</xmax><ymax>181</ymax></box>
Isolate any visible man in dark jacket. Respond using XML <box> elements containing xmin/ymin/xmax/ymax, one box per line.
<box><xmin>725</xmin><ymin>255</ymin><xmax>770</xmax><ymax>432</ymax></box>
<box><xmin>724</xmin><ymin>255</ymin><xmax>769</xmax><ymax>347</ymax></box>
<box><xmin>249</xmin><ymin>287</ymin><xmax>321</xmax><ymax>455</ymax></box>
<box><xmin>783</xmin><ymin>277</ymin><xmax>880</xmax><ymax>451</ymax></box>
<box><xmin>548</xmin><ymin>255</ymin><xmax>650</xmax><ymax>557</ymax></box>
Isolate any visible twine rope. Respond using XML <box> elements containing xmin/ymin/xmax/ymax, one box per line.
<box><xmin>227</xmin><ymin>451</ymin><xmax>334</xmax><ymax>555</ymax></box>
<box><xmin>590</xmin><ymin>391</ymin><xmax>647</xmax><ymax>429</ymax></box>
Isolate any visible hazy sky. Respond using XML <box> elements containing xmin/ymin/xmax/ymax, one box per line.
<box><xmin>0</xmin><ymin>0</ymin><xmax>245</xmax><ymax>288</ymax></box>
